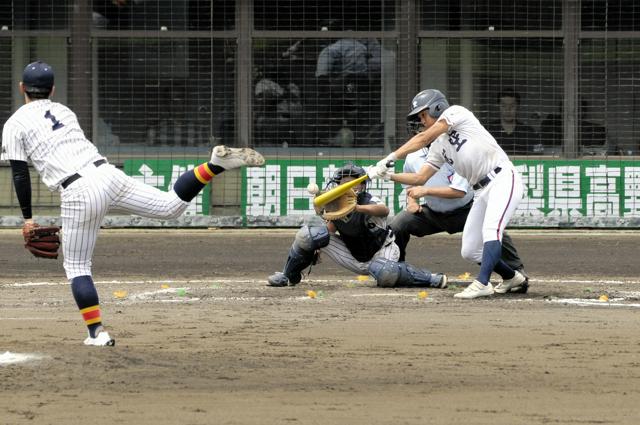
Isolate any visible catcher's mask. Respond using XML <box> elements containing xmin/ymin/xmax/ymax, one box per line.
<box><xmin>407</xmin><ymin>89</ymin><xmax>449</xmax><ymax>119</ymax></box>
<box><xmin>328</xmin><ymin>163</ymin><xmax>367</xmax><ymax>192</ymax></box>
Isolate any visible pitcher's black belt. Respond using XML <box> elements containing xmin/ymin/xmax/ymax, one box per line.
<box><xmin>61</xmin><ymin>159</ymin><xmax>107</xmax><ymax>189</ymax></box>
<box><xmin>472</xmin><ymin>167</ymin><xmax>502</xmax><ymax>191</ymax></box>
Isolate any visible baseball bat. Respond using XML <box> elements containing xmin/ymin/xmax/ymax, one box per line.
<box><xmin>313</xmin><ymin>174</ymin><xmax>368</xmax><ymax>207</ymax></box>
<box><xmin>313</xmin><ymin>161</ymin><xmax>395</xmax><ymax>208</ymax></box>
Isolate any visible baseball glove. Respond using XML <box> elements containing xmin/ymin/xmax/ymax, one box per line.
<box><xmin>23</xmin><ymin>225</ymin><xmax>61</xmax><ymax>259</ymax></box>
<box><xmin>320</xmin><ymin>189</ymin><xmax>357</xmax><ymax>221</ymax></box>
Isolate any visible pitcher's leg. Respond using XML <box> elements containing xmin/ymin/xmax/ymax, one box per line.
<box><xmin>61</xmin><ymin>181</ymin><xmax>112</xmax><ymax>345</ymax></box>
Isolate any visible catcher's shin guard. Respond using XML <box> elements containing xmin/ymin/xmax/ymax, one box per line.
<box><xmin>270</xmin><ymin>225</ymin><xmax>330</xmax><ymax>286</ymax></box>
<box><xmin>368</xmin><ymin>258</ymin><xmax>442</xmax><ymax>288</ymax></box>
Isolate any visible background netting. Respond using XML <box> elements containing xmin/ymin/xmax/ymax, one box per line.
<box><xmin>0</xmin><ymin>1</ymin><xmax>639</xmax><ymax>224</ymax></box>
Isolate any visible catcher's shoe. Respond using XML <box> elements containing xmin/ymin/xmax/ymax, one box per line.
<box><xmin>454</xmin><ymin>280</ymin><xmax>494</xmax><ymax>299</ymax></box>
<box><xmin>494</xmin><ymin>270</ymin><xmax>527</xmax><ymax>294</ymax></box>
<box><xmin>84</xmin><ymin>330</ymin><xmax>115</xmax><ymax>347</ymax></box>
<box><xmin>210</xmin><ymin>145</ymin><xmax>265</xmax><ymax>169</ymax></box>
<box><xmin>433</xmin><ymin>273</ymin><xmax>448</xmax><ymax>289</ymax></box>
<box><xmin>509</xmin><ymin>268</ymin><xmax>529</xmax><ymax>294</ymax></box>
<box><xmin>267</xmin><ymin>272</ymin><xmax>290</xmax><ymax>287</ymax></box>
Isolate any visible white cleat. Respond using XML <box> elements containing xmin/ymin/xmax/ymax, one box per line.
<box><xmin>84</xmin><ymin>330</ymin><xmax>115</xmax><ymax>347</ymax></box>
<box><xmin>495</xmin><ymin>270</ymin><xmax>527</xmax><ymax>294</ymax></box>
<box><xmin>454</xmin><ymin>280</ymin><xmax>494</xmax><ymax>299</ymax></box>
<box><xmin>210</xmin><ymin>145</ymin><xmax>265</xmax><ymax>169</ymax></box>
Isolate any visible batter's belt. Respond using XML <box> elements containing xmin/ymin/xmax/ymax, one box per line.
<box><xmin>472</xmin><ymin>166</ymin><xmax>502</xmax><ymax>190</ymax></box>
<box><xmin>61</xmin><ymin>159</ymin><xmax>107</xmax><ymax>189</ymax></box>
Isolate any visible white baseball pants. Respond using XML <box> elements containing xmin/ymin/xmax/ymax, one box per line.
<box><xmin>460</xmin><ymin>163</ymin><xmax>524</xmax><ymax>263</ymax></box>
<box><xmin>60</xmin><ymin>163</ymin><xmax>189</xmax><ymax>279</ymax></box>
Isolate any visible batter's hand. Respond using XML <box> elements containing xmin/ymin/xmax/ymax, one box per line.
<box><xmin>381</xmin><ymin>168</ymin><xmax>394</xmax><ymax>181</ymax></box>
<box><xmin>376</xmin><ymin>153</ymin><xmax>397</xmax><ymax>169</ymax></box>
<box><xmin>366</xmin><ymin>165</ymin><xmax>386</xmax><ymax>180</ymax></box>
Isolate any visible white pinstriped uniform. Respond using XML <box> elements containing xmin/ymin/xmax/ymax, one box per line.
<box><xmin>2</xmin><ymin>100</ymin><xmax>189</xmax><ymax>279</ymax></box>
<box><xmin>321</xmin><ymin>195</ymin><xmax>400</xmax><ymax>275</ymax></box>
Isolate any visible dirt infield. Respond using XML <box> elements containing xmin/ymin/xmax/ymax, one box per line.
<box><xmin>1</xmin><ymin>228</ymin><xmax>639</xmax><ymax>425</ymax></box>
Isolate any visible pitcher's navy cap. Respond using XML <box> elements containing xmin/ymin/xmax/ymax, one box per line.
<box><xmin>23</xmin><ymin>61</ymin><xmax>54</xmax><ymax>93</ymax></box>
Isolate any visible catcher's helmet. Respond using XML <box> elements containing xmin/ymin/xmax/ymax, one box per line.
<box><xmin>331</xmin><ymin>163</ymin><xmax>366</xmax><ymax>184</ymax></box>
<box><xmin>407</xmin><ymin>89</ymin><xmax>449</xmax><ymax>119</ymax></box>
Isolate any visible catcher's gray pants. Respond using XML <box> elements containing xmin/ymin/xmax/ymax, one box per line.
<box><xmin>60</xmin><ymin>163</ymin><xmax>189</xmax><ymax>279</ymax></box>
<box><xmin>322</xmin><ymin>234</ymin><xmax>400</xmax><ymax>275</ymax></box>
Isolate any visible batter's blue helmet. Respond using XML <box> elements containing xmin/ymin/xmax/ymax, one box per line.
<box><xmin>407</xmin><ymin>89</ymin><xmax>449</xmax><ymax>119</ymax></box>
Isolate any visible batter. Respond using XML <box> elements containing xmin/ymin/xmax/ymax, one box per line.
<box><xmin>371</xmin><ymin>89</ymin><xmax>527</xmax><ymax>299</ymax></box>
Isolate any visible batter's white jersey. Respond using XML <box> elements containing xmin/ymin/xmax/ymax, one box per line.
<box><xmin>1</xmin><ymin>99</ymin><xmax>102</xmax><ymax>191</ymax></box>
<box><xmin>404</xmin><ymin>144</ymin><xmax>474</xmax><ymax>213</ymax></box>
<box><xmin>425</xmin><ymin>105</ymin><xmax>510</xmax><ymax>186</ymax></box>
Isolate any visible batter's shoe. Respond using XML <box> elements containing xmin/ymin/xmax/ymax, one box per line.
<box><xmin>84</xmin><ymin>330</ymin><xmax>115</xmax><ymax>347</ymax></box>
<box><xmin>494</xmin><ymin>270</ymin><xmax>527</xmax><ymax>294</ymax></box>
<box><xmin>210</xmin><ymin>145</ymin><xmax>265</xmax><ymax>169</ymax></box>
<box><xmin>267</xmin><ymin>272</ymin><xmax>290</xmax><ymax>287</ymax></box>
<box><xmin>454</xmin><ymin>280</ymin><xmax>494</xmax><ymax>299</ymax></box>
<box><xmin>433</xmin><ymin>273</ymin><xmax>448</xmax><ymax>289</ymax></box>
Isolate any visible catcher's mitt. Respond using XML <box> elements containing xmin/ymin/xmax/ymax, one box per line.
<box><xmin>23</xmin><ymin>225</ymin><xmax>61</xmax><ymax>259</ymax></box>
<box><xmin>320</xmin><ymin>189</ymin><xmax>357</xmax><ymax>221</ymax></box>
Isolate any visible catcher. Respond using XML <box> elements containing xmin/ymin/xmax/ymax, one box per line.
<box><xmin>267</xmin><ymin>163</ymin><xmax>447</xmax><ymax>288</ymax></box>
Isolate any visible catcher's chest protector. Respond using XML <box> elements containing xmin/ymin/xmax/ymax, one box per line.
<box><xmin>333</xmin><ymin>210</ymin><xmax>389</xmax><ymax>262</ymax></box>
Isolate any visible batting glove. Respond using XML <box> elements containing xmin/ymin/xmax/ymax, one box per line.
<box><xmin>366</xmin><ymin>165</ymin><xmax>383</xmax><ymax>180</ymax></box>
<box><xmin>376</xmin><ymin>152</ymin><xmax>397</xmax><ymax>169</ymax></box>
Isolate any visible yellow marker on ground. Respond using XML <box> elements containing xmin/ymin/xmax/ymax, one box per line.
<box><xmin>418</xmin><ymin>291</ymin><xmax>428</xmax><ymax>300</ymax></box>
<box><xmin>161</xmin><ymin>284</ymin><xmax>170</xmax><ymax>289</ymax></box>
<box><xmin>307</xmin><ymin>290</ymin><xmax>317</xmax><ymax>299</ymax></box>
<box><xmin>457</xmin><ymin>272</ymin><xmax>471</xmax><ymax>280</ymax></box>
<box><xmin>357</xmin><ymin>275</ymin><xmax>369</xmax><ymax>281</ymax></box>
<box><xmin>113</xmin><ymin>290</ymin><xmax>128</xmax><ymax>299</ymax></box>
<box><xmin>599</xmin><ymin>294</ymin><xmax>609</xmax><ymax>302</ymax></box>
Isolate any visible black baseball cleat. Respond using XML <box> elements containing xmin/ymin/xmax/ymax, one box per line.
<box><xmin>510</xmin><ymin>268</ymin><xmax>530</xmax><ymax>293</ymax></box>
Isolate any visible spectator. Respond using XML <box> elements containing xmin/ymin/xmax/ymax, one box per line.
<box><xmin>315</xmin><ymin>38</ymin><xmax>370</xmax><ymax>145</ymax></box>
<box><xmin>253</xmin><ymin>65</ymin><xmax>303</xmax><ymax>146</ymax></box>
<box><xmin>540</xmin><ymin>99</ymin><xmax>608</xmax><ymax>154</ymax></box>
<box><xmin>578</xmin><ymin>99</ymin><xmax>607</xmax><ymax>153</ymax></box>
<box><xmin>485</xmin><ymin>89</ymin><xmax>538</xmax><ymax>155</ymax></box>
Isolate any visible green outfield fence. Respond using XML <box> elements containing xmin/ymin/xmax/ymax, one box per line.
<box><xmin>1</xmin><ymin>1</ymin><xmax>639</xmax><ymax>228</ymax></box>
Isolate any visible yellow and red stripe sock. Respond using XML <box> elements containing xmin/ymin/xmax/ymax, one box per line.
<box><xmin>71</xmin><ymin>275</ymin><xmax>103</xmax><ymax>338</ymax></box>
<box><xmin>80</xmin><ymin>305</ymin><xmax>102</xmax><ymax>328</ymax></box>
<box><xmin>173</xmin><ymin>162</ymin><xmax>224</xmax><ymax>202</ymax></box>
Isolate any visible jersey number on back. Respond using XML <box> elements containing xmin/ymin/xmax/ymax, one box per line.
<box><xmin>44</xmin><ymin>111</ymin><xmax>64</xmax><ymax>131</ymax></box>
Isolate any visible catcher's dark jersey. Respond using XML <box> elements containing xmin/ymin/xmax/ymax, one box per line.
<box><xmin>332</xmin><ymin>192</ymin><xmax>391</xmax><ymax>262</ymax></box>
